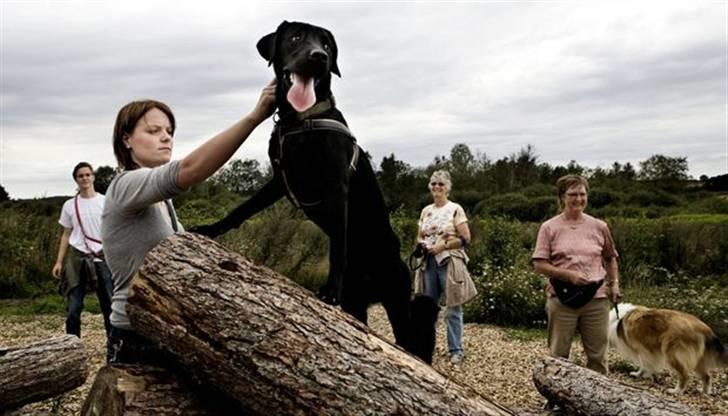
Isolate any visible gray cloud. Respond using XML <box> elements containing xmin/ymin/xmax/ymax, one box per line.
<box><xmin>1</xmin><ymin>2</ymin><xmax>725</xmax><ymax>199</ymax></box>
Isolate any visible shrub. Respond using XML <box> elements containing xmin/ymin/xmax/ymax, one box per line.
<box><xmin>0</xmin><ymin>210</ymin><xmax>59</xmax><ymax>298</ymax></box>
<box><xmin>627</xmin><ymin>189</ymin><xmax>681</xmax><ymax>207</ymax></box>
<box><xmin>520</xmin><ymin>184</ymin><xmax>554</xmax><ymax>198</ymax></box>
<box><xmin>624</xmin><ymin>274</ymin><xmax>728</xmax><ymax>339</ymax></box>
<box><xmin>389</xmin><ymin>207</ymin><xmax>419</xmax><ymax>257</ymax></box>
<box><xmin>217</xmin><ymin>201</ymin><xmax>329</xmax><ymax>292</ymax></box>
<box><xmin>469</xmin><ymin>217</ymin><xmax>531</xmax><ymax>271</ymax></box>
<box><xmin>588</xmin><ymin>189</ymin><xmax>622</xmax><ymax>209</ymax></box>
<box><xmin>465</xmin><ymin>260</ymin><xmax>546</xmax><ymax>327</ymax></box>
<box><xmin>449</xmin><ymin>189</ymin><xmax>486</xmax><ymax>213</ymax></box>
<box><xmin>477</xmin><ymin>193</ymin><xmax>556</xmax><ymax>222</ymax></box>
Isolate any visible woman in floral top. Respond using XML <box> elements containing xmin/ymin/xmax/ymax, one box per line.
<box><xmin>413</xmin><ymin>170</ymin><xmax>477</xmax><ymax>364</ymax></box>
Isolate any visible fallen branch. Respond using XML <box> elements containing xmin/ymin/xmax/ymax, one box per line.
<box><xmin>533</xmin><ymin>356</ymin><xmax>703</xmax><ymax>416</ymax></box>
<box><xmin>0</xmin><ymin>335</ymin><xmax>88</xmax><ymax>410</ymax></box>
<box><xmin>127</xmin><ymin>232</ymin><xmax>516</xmax><ymax>415</ymax></box>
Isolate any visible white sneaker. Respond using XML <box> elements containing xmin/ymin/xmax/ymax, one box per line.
<box><xmin>449</xmin><ymin>352</ymin><xmax>464</xmax><ymax>364</ymax></box>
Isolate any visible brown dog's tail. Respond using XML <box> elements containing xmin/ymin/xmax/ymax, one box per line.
<box><xmin>706</xmin><ymin>335</ymin><xmax>728</xmax><ymax>367</ymax></box>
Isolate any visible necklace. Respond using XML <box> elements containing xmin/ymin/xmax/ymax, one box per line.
<box><xmin>563</xmin><ymin>213</ymin><xmax>585</xmax><ymax>230</ymax></box>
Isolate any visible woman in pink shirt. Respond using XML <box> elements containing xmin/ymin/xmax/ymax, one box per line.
<box><xmin>532</xmin><ymin>174</ymin><xmax>621</xmax><ymax>374</ymax></box>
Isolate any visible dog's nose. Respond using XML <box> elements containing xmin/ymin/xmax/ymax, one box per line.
<box><xmin>310</xmin><ymin>49</ymin><xmax>328</xmax><ymax>63</ymax></box>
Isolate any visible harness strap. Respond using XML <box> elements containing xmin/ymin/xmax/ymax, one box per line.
<box><xmin>74</xmin><ymin>194</ymin><xmax>104</xmax><ymax>260</ymax></box>
<box><xmin>274</xmin><ymin>118</ymin><xmax>359</xmax><ymax>209</ymax></box>
<box><xmin>295</xmin><ymin>96</ymin><xmax>336</xmax><ymax>121</ymax></box>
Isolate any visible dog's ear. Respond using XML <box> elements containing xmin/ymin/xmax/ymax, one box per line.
<box><xmin>256</xmin><ymin>32</ymin><xmax>277</xmax><ymax>65</ymax></box>
<box><xmin>324</xmin><ymin>28</ymin><xmax>341</xmax><ymax>77</ymax></box>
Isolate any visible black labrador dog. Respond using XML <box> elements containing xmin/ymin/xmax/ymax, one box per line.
<box><xmin>192</xmin><ymin>21</ymin><xmax>424</xmax><ymax>359</ymax></box>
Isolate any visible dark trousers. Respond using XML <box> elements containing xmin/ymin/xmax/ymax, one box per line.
<box><xmin>65</xmin><ymin>261</ymin><xmax>113</xmax><ymax>339</ymax></box>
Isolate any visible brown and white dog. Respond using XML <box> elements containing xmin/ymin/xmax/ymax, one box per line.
<box><xmin>608</xmin><ymin>303</ymin><xmax>727</xmax><ymax>394</ymax></box>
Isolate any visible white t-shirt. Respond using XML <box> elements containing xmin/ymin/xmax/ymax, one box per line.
<box><xmin>418</xmin><ymin>201</ymin><xmax>468</xmax><ymax>247</ymax></box>
<box><xmin>59</xmin><ymin>193</ymin><xmax>105</xmax><ymax>256</ymax></box>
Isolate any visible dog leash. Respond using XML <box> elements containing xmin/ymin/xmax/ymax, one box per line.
<box><xmin>613</xmin><ymin>301</ymin><xmax>620</xmax><ymax>319</ymax></box>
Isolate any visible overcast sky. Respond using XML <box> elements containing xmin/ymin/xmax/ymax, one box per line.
<box><xmin>1</xmin><ymin>1</ymin><xmax>726</xmax><ymax>199</ymax></box>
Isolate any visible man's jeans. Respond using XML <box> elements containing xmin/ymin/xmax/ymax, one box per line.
<box><xmin>65</xmin><ymin>261</ymin><xmax>113</xmax><ymax>339</ymax></box>
<box><xmin>422</xmin><ymin>255</ymin><xmax>464</xmax><ymax>355</ymax></box>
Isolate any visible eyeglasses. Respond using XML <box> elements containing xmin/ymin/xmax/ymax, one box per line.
<box><xmin>430</xmin><ymin>182</ymin><xmax>445</xmax><ymax>187</ymax></box>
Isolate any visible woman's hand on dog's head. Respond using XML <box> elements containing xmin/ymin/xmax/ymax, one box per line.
<box><xmin>250</xmin><ymin>79</ymin><xmax>277</xmax><ymax>124</ymax></box>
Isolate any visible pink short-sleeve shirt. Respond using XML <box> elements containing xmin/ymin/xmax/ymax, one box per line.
<box><xmin>532</xmin><ymin>213</ymin><xmax>618</xmax><ymax>298</ymax></box>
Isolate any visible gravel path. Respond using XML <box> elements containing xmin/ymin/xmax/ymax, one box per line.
<box><xmin>2</xmin><ymin>306</ymin><xmax>726</xmax><ymax>415</ymax></box>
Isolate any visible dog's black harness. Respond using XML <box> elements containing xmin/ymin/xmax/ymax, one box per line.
<box><xmin>273</xmin><ymin>101</ymin><xmax>359</xmax><ymax>209</ymax></box>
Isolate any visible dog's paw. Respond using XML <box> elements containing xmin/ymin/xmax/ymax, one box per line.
<box><xmin>317</xmin><ymin>283</ymin><xmax>343</xmax><ymax>306</ymax></box>
<box><xmin>629</xmin><ymin>369</ymin><xmax>652</xmax><ymax>379</ymax></box>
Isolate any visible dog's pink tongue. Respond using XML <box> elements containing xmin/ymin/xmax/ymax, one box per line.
<box><xmin>287</xmin><ymin>73</ymin><xmax>316</xmax><ymax>112</ymax></box>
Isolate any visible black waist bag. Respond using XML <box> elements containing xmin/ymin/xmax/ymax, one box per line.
<box><xmin>550</xmin><ymin>278</ymin><xmax>604</xmax><ymax>308</ymax></box>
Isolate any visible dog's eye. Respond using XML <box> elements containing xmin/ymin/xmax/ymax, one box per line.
<box><xmin>323</xmin><ymin>42</ymin><xmax>330</xmax><ymax>51</ymax></box>
<box><xmin>291</xmin><ymin>34</ymin><xmax>301</xmax><ymax>42</ymax></box>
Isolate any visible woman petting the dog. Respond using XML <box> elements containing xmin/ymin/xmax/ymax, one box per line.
<box><xmin>102</xmin><ymin>80</ymin><xmax>276</xmax><ymax>364</ymax></box>
<box><xmin>413</xmin><ymin>170</ymin><xmax>476</xmax><ymax>364</ymax></box>
<box><xmin>532</xmin><ymin>174</ymin><xmax>621</xmax><ymax>375</ymax></box>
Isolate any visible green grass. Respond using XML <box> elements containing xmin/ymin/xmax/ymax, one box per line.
<box><xmin>622</xmin><ymin>283</ymin><xmax>728</xmax><ymax>339</ymax></box>
<box><xmin>0</xmin><ymin>294</ymin><xmax>101</xmax><ymax>316</ymax></box>
<box><xmin>664</xmin><ymin>213</ymin><xmax>728</xmax><ymax>223</ymax></box>
<box><xmin>610</xmin><ymin>359</ymin><xmax>639</xmax><ymax>375</ymax></box>
<box><xmin>502</xmin><ymin>327</ymin><xmax>546</xmax><ymax>342</ymax></box>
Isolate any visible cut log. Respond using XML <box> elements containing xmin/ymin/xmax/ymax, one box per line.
<box><xmin>0</xmin><ymin>335</ymin><xmax>88</xmax><ymax>410</ymax></box>
<box><xmin>80</xmin><ymin>365</ymin><xmax>233</xmax><ymax>416</ymax></box>
<box><xmin>533</xmin><ymin>356</ymin><xmax>703</xmax><ymax>416</ymax></box>
<box><xmin>126</xmin><ymin>232</ymin><xmax>515</xmax><ymax>416</ymax></box>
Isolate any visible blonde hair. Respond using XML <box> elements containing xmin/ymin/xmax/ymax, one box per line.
<box><xmin>428</xmin><ymin>170</ymin><xmax>452</xmax><ymax>193</ymax></box>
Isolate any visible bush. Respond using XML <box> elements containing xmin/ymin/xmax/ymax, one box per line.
<box><xmin>389</xmin><ymin>208</ymin><xmax>419</xmax><ymax>258</ymax></box>
<box><xmin>217</xmin><ymin>201</ymin><xmax>329</xmax><ymax>292</ymax></box>
<box><xmin>449</xmin><ymin>189</ymin><xmax>486</xmax><ymax>213</ymax></box>
<box><xmin>464</xmin><ymin>261</ymin><xmax>546</xmax><ymax>327</ymax></box>
<box><xmin>520</xmin><ymin>184</ymin><xmax>554</xmax><ymax>198</ymax></box>
<box><xmin>627</xmin><ymin>189</ymin><xmax>681</xmax><ymax>207</ymax></box>
<box><xmin>469</xmin><ymin>217</ymin><xmax>534</xmax><ymax>271</ymax></box>
<box><xmin>624</xmin><ymin>275</ymin><xmax>728</xmax><ymax>339</ymax></box>
<box><xmin>464</xmin><ymin>218</ymin><xmax>546</xmax><ymax>327</ymax></box>
<box><xmin>0</xmin><ymin>210</ymin><xmax>59</xmax><ymax>298</ymax></box>
<box><xmin>611</xmin><ymin>218</ymin><xmax>728</xmax><ymax>286</ymax></box>
<box><xmin>477</xmin><ymin>193</ymin><xmax>556</xmax><ymax>222</ymax></box>
<box><xmin>588</xmin><ymin>189</ymin><xmax>622</xmax><ymax>209</ymax></box>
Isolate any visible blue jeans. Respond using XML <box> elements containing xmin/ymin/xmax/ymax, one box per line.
<box><xmin>66</xmin><ymin>261</ymin><xmax>113</xmax><ymax>340</ymax></box>
<box><xmin>422</xmin><ymin>256</ymin><xmax>464</xmax><ymax>355</ymax></box>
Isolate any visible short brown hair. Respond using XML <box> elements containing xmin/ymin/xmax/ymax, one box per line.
<box><xmin>72</xmin><ymin>162</ymin><xmax>93</xmax><ymax>180</ymax></box>
<box><xmin>113</xmin><ymin>100</ymin><xmax>175</xmax><ymax>170</ymax></box>
<box><xmin>556</xmin><ymin>174</ymin><xmax>589</xmax><ymax>208</ymax></box>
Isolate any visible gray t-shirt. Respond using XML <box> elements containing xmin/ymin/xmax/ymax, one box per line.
<box><xmin>101</xmin><ymin>161</ymin><xmax>185</xmax><ymax>330</ymax></box>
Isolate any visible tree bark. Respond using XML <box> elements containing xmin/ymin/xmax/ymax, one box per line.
<box><xmin>533</xmin><ymin>356</ymin><xmax>703</xmax><ymax>416</ymax></box>
<box><xmin>0</xmin><ymin>335</ymin><xmax>88</xmax><ymax>410</ymax></box>
<box><xmin>80</xmin><ymin>365</ymin><xmax>233</xmax><ymax>416</ymax></box>
<box><xmin>126</xmin><ymin>232</ymin><xmax>515</xmax><ymax>416</ymax></box>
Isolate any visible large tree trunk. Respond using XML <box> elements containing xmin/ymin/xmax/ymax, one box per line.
<box><xmin>126</xmin><ymin>232</ymin><xmax>515</xmax><ymax>416</ymax></box>
<box><xmin>81</xmin><ymin>365</ymin><xmax>234</xmax><ymax>416</ymax></box>
<box><xmin>533</xmin><ymin>356</ymin><xmax>702</xmax><ymax>416</ymax></box>
<box><xmin>0</xmin><ymin>335</ymin><xmax>88</xmax><ymax>411</ymax></box>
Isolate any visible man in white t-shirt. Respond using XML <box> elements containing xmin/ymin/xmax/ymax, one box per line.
<box><xmin>52</xmin><ymin>162</ymin><xmax>113</xmax><ymax>347</ymax></box>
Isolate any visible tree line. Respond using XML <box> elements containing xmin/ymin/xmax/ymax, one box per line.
<box><xmin>2</xmin><ymin>143</ymin><xmax>726</xmax><ymax>223</ymax></box>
